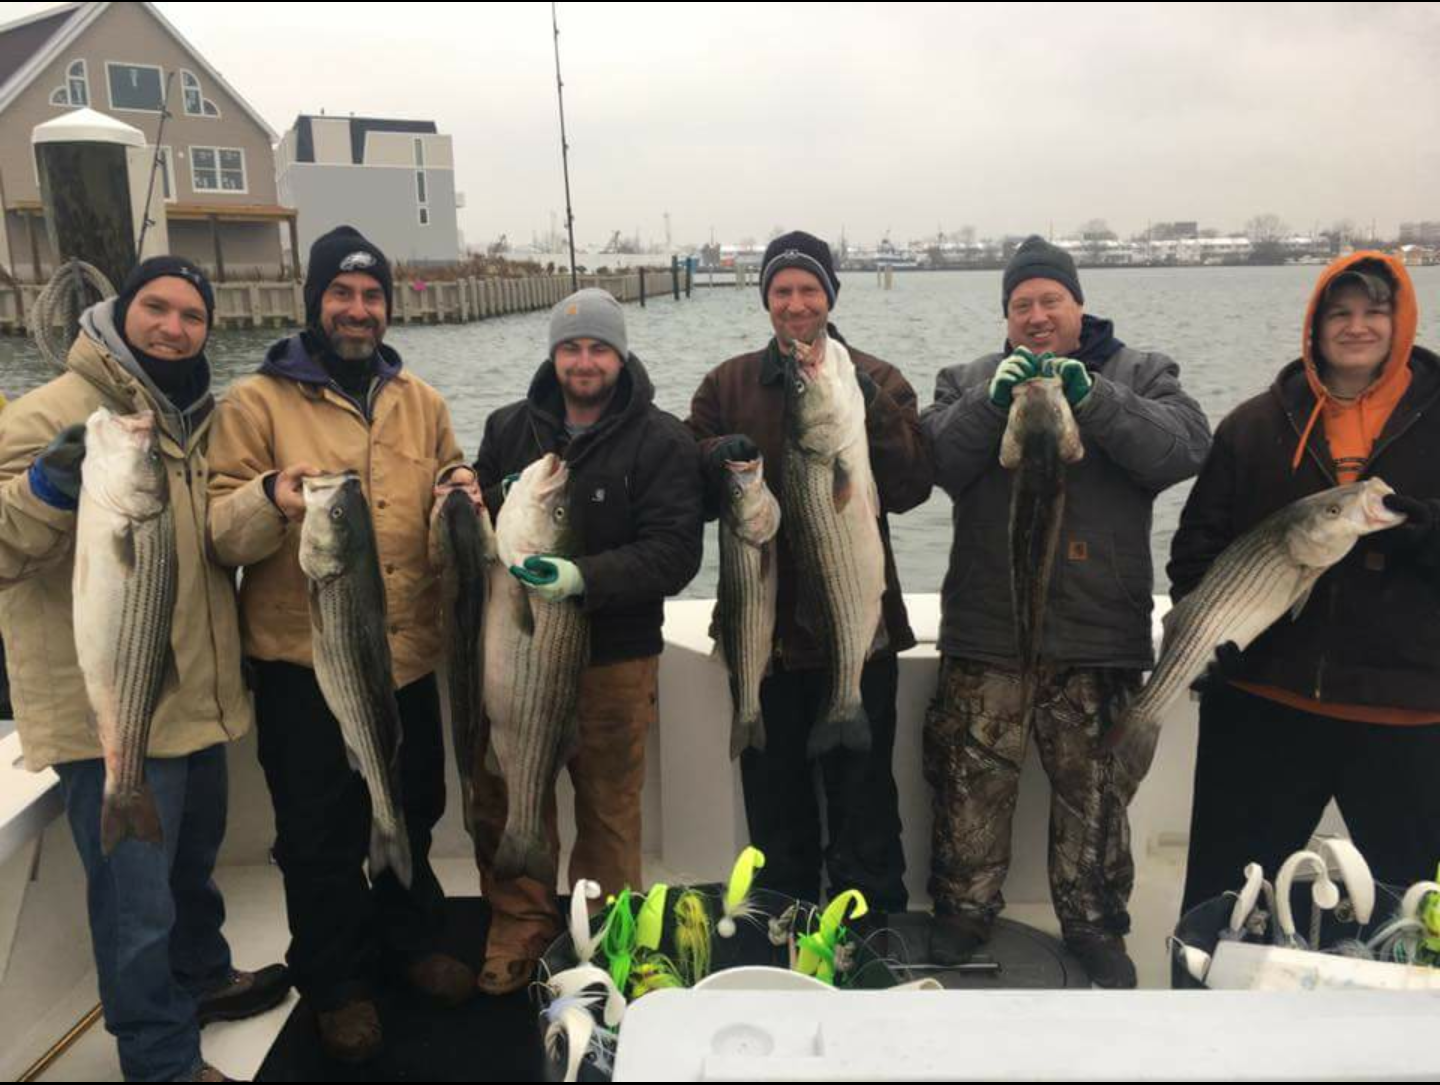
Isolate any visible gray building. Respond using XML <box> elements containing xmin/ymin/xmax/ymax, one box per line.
<box><xmin>277</xmin><ymin>114</ymin><xmax>462</xmax><ymax>267</ymax></box>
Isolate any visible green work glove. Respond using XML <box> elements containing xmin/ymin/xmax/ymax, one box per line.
<box><xmin>510</xmin><ymin>555</ymin><xmax>585</xmax><ymax>602</ymax></box>
<box><xmin>1053</xmin><ymin>357</ymin><xmax>1093</xmax><ymax>406</ymax></box>
<box><xmin>988</xmin><ymin>348</ymin><xmax>1047</xmax><ymax>408</ymax></box>
<box><xmin>500</xmin><ymin>472</ymin><xmax>521</xmax><ymax>499</ymax></box>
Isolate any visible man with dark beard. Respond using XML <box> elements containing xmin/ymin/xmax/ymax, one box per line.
<box><xmin>206</xmin><ymin>227</ymin><xmax>479</xmax><ymax>1063</ymax></box>
<box><xmin>469</xmin><ymin>288</ymin><xmax>703</xmax><ymax>995</ymax></box>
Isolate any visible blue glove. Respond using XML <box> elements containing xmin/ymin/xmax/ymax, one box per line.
<box><xmin>1053</xmin><ymin>357</ymin><xmax>1093</xmax><ymax>406</ymax></box>
<box><xmin>510</xmin><ymin>555</ymin><xmax>585</xmax><ymax>602</ymax></box>
<box><xmin>29</xmin><ymin>423</ymin><xmax>87</xmax><ymax>510</ymax></box>
<box><xmin>988</xmin><ymin>348</ymin><xmax>1048</xmax><ymax>408</ymax></box>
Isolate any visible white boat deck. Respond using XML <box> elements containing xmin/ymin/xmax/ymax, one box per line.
<box><xmin>0</xmin><ymin>594</ymin><xmax>1360</xmax><ymax>1081</ymax></box>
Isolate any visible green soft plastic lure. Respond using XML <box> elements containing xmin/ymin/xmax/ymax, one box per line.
<box><xmin>601</xmin><ymin>888</ymin><xmax>637</xmax><ymax>993</ymax></box>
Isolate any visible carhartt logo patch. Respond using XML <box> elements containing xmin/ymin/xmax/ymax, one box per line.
<box><xmin>592</xmin><ymin>488</ymin><xmax>606</xmax><ymax>503</ymax></box>
<box><xmin>566</xmin><ymin>304</ymin><xmax>578</xmax><ymax>315</ymax></box>
<box><xmin>1068</xmin><ymin>540</ymin><xmax>1089</xmax><ymax>561</ymax></box>
<box><xmin>339</xmin><ymin>251</ymin><xmax>376</xmax><ymax>272</ymax></box>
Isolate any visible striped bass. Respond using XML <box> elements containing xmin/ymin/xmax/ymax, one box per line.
<box><xmin>73</xmin><ymin>408</ymin><xmax>177</xmax><ymax>854</ymax></box>
<box><xmin>484</xmin><ymin>453</ymin><xmax>589</xmax><ymax>883</ymax></box>
<box><xmin>1000</xmin><ymin>375</ymin><xmax>1083</xmax><ymax>716</ymax></box>
<box><xmin>433</xmin><ymin>489</ymin><xmax>496</xmax><ymax>840</ymax></box>
<box><xmin>715</xmin><ymin>455</ymin><xmax>780</xmax><ymax>759</ymax></box>
<box><xmin>1106</xmin><ymin>478</ymin><xmax>1406</xmax><ymax>774</ymax></box>
<box><xmin>300</xmin><ymin>472</ymin><xmax>413</xmax><ymax>888</ymax></box>
<box><xmin>781</xmin><ymin>336</ymin><xmax>887</xmax><ymax>758</ymax></box>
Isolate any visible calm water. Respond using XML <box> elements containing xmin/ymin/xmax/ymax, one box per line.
<box><xmin>3</xmin><ymin>266</ymin><xmax>1437</xmax><ymax>599</ymax></box>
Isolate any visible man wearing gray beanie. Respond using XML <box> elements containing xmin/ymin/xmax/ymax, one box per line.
<box><xmin>918</xmin><ymin>235</ymin><xmax>1211</xmax><ymax>987</ymax></box>
<box><xmin>468</xmin><ymin>288</ymin><xmax>703</xmax><ymax>995</ymax></box>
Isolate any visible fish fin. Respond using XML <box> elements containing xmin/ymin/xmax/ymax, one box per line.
<box><xmin>159</xmin><ymin>645</ymin><xmax>181</xmax><ymax>700</ymax></box>
<box><xmin>832</xmin><ymin>458</ymin><xmax>853</xmax><ymax>512</ymax></box>
<box><xmin>100</xmin><ymin>785</ymin><xmax>163</xmax><ymax>855</ymax></box>
<box><xmin>369</xmin><ymin>821</ymin><xmax>414</xmax><ymax>890</ymax></box>
<box><xmin>510</xmin><ymin>584</ymin><xmax>536</xmax><ymax>637</ymax></box>
<box><xmin>109</xmin><ymin>524</ymin><xmax>137</xmax><ymax>574</ymax></box>
<box><xmin>307</xmin><ymin>582</ymin><xmax>323</xmax><ymax>635</ymax></box>
<box><xmin>494</xmin><ymin>827</ymin><xmax>557</xmax><ymax>884</ymax></box>
<box><xmin>868</xmin><ymin>615</ymin><xmax>889</xmax><ymax>657</ymax></box>
<box><xmin>483</xmin><ymin>740</ymin><xmax>501</xmax><ymax>777</ymax></box>
<box><xmin>1289</xmin><ymin>578</ymin><xmax>1320</xmax><ymax>621</ymax></box>
<box><xmin>708</xmin><ymin>602</ymin><xmax>724</xmax><ymax>659</ymax></box>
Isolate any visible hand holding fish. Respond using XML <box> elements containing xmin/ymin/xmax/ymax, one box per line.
<box><xmin>273</xmin><ymin>462</ymin><xmax>323</xmax><ymax>521</ymax></box>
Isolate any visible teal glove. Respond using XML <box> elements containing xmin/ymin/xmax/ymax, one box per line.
<box><xmin>501</xmin><ymin>472</ymin><xmax>521</xmax><ymax>499</ymax></box>
<box><xmin>510</xmin><ymin>555</ymin><xmax>585</xmax><ymax>602</ymax></box>
<box><xmin>988</xmin><ymin>347</ymin><xmax>1051</xmax><ymax>408</ymax></box>
<box><xmin>1053</xmin><ymin>357</ymin><xmax>1093</xmax><ymax>406</ymax></box>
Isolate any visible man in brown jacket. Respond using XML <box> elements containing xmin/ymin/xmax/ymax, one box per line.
<box><xmin>687</xmin><ymin>230</ymin><xmax>934</xmax><ymax>916</ymax></box>
<box><xmin>0</xmin><ymin>258</ymin><xmax>287</xmax><ymax>1082</ymax></box>
<box><xmin>207</xmin><ymin>227</ymin><xmax>476</xmax><ymax>1063</ymax></box>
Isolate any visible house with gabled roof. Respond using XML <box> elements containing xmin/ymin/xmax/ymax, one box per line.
<box><xmin>0</xmin><ymin>2</ymin><xmax>296</xmax><ymax>283</ymax></box>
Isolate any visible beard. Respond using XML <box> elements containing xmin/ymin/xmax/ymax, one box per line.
<box><xmin>325</xmin><ymin>319</ymin><xmax>380</xmax><ymax>361</ymax></box>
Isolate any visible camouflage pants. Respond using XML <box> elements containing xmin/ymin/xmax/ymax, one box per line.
<box><xmin>923</xmin><ymin>656</ymin><xmax>1144</xmax><ymax>939</ymax></box>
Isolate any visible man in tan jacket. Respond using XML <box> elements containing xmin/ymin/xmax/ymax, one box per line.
<box><xmin>207</xmin><ymin>226</ymin><xmax>476</xmax><ymax>1064</ymax></box>
<box><xmin>0</xmin><ymin>257</ymin><xmax>287</xmax><ymax>1083</ymax></box>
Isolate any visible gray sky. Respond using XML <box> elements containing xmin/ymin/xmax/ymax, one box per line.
<box><xmin>5</xmin><ymin>1</ymin><xmax>1438</xmax><ymax>248</ymax></box>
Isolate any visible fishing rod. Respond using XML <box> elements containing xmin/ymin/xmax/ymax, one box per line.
<box><xmin>552</xmin><ymin>2</ymin><xmax>578</xmax><ymax>291</ymax></box>
<box><xmin>135</xmin><ymin>70</ymin><xmax>176</xmax><ymax>259</ymax></box>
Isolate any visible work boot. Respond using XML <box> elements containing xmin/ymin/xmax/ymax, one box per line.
<box><xmin>196</xmin><ymin>964</ymin><xmax>292</xmax><ymax>1026</ymax></box>
<box><xmin>1066</xmin><ymin>932</ymin><xmax>1138</xmax><ymax>989</ymax></box>
<box><xmin>178</xmin><ymin>1064</ymin><xmax>233</xmax><ymax>1082</ymax></box>
<box><xmin>406</xmin><ymin>952</ymin><xmax>476</xmax><ymax>1007</ymax></box>
<box><xmin>929</xmin><ymin>913</ymin><xmax>991</xmax><ymax>966</ymax></box>
<box><xmin>317</xmin><ymin>997</ymin><xmax>383</xmax><ymax>1065</ymax></box>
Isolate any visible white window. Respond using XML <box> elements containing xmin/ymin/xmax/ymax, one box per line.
<box><xmin>50</xmin><ymin>59</ymin><xmax>89</xmax><ymax>106</ymax></box>
<box><xmin>67</xmin><ymin>60</ymin><xmax>88</xmax><ymax>106</ymax></box>
<box><xmin>106</xmin><ymin>62</ymin><xmax>165</xmax><ymax>112</ymax></box>
<box><xmin>190</xmin><ymin>146</ymin><xmax>247</xmax><ymax>194</ymax></box>
<box><xmin>180</xmin><ymin>70</ymin><xmax>219</xmax><ymax>118</ymax></box>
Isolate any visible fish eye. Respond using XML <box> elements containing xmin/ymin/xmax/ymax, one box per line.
<box><xmin>794</xmin><ymin>381</ymin><xmax>806</xmax><ymax>395</ymax></box>
<box><xmin>554</xmin><ymin>507</ymin><xmax>567</xmax><ymax>522</ymax></box>
<box><xmin>330</xmin><ymin>505</ymin><xmax>344</xmax><ymax>521</ymax></box>
<box><xmin>1326</xmin><ymin>504</ymin><xmax>1341</xmax><ymax>516</ymax></box>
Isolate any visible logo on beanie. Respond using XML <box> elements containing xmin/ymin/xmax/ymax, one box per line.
<box><xmin>566</xmin><ymin>304</ymin><xmax>578</xmax><ymax>315</ymax></box>
<box><xmin>339</xmin><ymin>251</ymin><xmax>377</xmax><ymax>272</ymax></box>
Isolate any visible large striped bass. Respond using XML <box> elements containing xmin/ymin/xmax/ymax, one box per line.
<box><xmin>782</xmin><ymin>336</ymin><xmax>887</xmax><ymax>758</ymax></box>
<box><xmin>434</xmin><ymin>489</ymin><xmax>496</xmax><ymax>840</ymax></box>
<box><xmin>484</xmin><ymin>453</ymin><xmax>589</xmax><ymax>883</ymax></box>
<box><xmin>1106</xmin><ymin>478</ymin><xmax>1406</xmax><ymax>774</ymax></box>
<box><xmin>73</xmin><ymin>408</ymin><xmax>177</xmax><ymax>854</ymax></box>
<box><xmin>1000</xmin><ymin>375</ymin><xmax>1083</xmax><ymax>716</ymax></box>
<box><xmin>715</xmin><ymin>455</ymin><xmax>780</xmax><ymax>759</ymax></box>
<box><xmin>300</xmin><ymin>472</ymin><xmax>412</xmax><ymax>888</ymax></box>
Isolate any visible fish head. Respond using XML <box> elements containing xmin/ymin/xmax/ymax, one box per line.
<box><xmin>495</xmin><ymin>453</ymin><xmax>576</xmax><ymax>567</ymax></box>
<box><xmin>721</xmin><ymin>455</ymin><xmax>781</xmax><ymax>547</ymax></box>
<box><xmin>999</xmin><ymin>376</ymin><xmax>1084</xmax><ymax>470</ymax></box>
<box><xmin>1283</xmin><ymin>478</ymin><xmax>1405</xmax><ymax>568</ymax></box>
<box><xmin>80</xmin><ymin>408</ymin><xmax>167</xmax><ymax>518</ymax></box>
<box><xmin>298</xmin><ymin>472</ymin><xmax>369</xmax><ymax>583</ymax></box>
<box><xmin>782</xmin><ymin>341</ymin><xmax>861</xmax><ymax>457</ymax></box>
<box><xmin>437</xmin><ymin>487</ymin><xmax>497</xmax><ymax>567</ymax></box>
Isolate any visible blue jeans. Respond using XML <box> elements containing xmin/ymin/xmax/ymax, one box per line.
<box><xmin>56</xmin><ymin>744</ymin><xmax>234</xmax><ymax>1082</ymax></box>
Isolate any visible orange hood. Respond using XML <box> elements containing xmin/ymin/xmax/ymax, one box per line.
<box><xmin>1290</xmin><ymin>251</ymin><xmax>1419</xmax><ymax>474</ymax></box>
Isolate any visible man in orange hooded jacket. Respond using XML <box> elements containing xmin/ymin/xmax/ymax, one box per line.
<box><xmin>1169</xmin><ymin>252</ymin><xmax>1440</xmax><ymax>912</ymax></box>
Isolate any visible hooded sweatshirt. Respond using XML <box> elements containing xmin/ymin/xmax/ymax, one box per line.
<box><xmin>1235</xmin><ymin>252</ymin><xmax>1438</xmax><ymax>724</ymax></box>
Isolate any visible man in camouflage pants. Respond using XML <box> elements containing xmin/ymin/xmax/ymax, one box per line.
<box><xmin>919</xmin><ymin>238</ymin><xmax>1210</xmax><ymax>987</ymax></box>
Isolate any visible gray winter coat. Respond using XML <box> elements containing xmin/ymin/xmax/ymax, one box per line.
<box><xmin>921</xmin><ymin>320</ymin><xmax>1211</xmax><ymax>668</ymax></box>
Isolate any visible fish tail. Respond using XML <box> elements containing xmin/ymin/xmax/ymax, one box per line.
<box><xmin>370</xmin><ymin>818</ymin><xmax>414</xmax><ymax>890</ymax></box>
<box><xmin>807</xmin><ymin>703</ymin><xmax>870</xmax><ymax>759</ymax></box>
<box><xmin>494</xmin><ymin>827</ymin><xmax>557</xmax><ymax>885</ymax></box>
<box><xmin>100</xmin><ymin>785</ymin><xmax>164</xmax><ymax>855</ymax></box>
<box><xmin>730</xmin><ymin>710</ymin><xmax>767</xmax><ymax>760</ymax></box>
